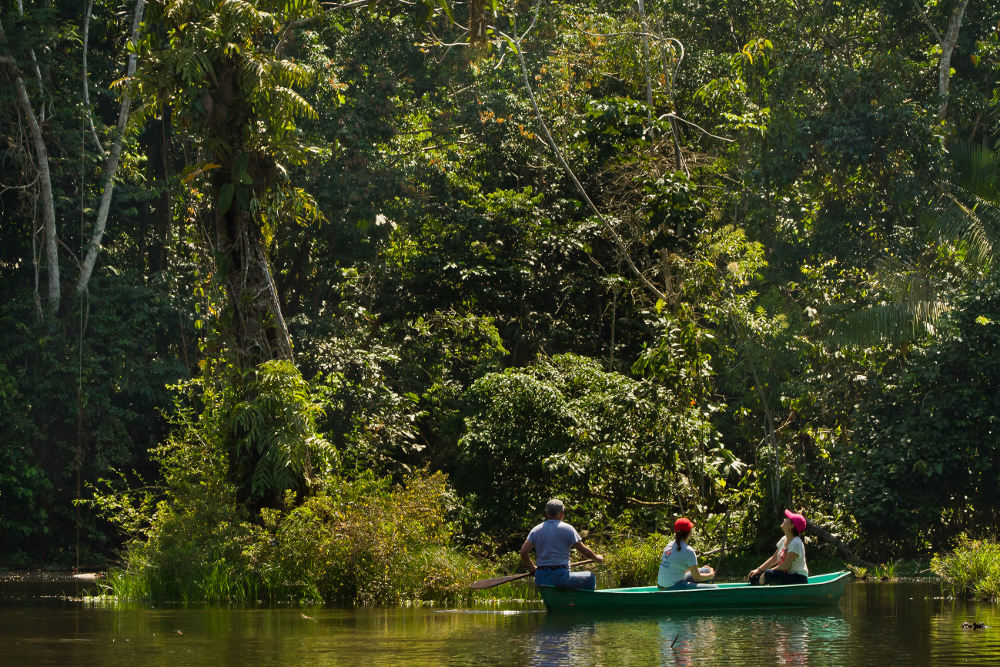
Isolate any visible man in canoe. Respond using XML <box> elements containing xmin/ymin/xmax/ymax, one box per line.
<box><xmin>657</xmin><ymin>517</ymin><xmax>718</xmax><ymax>590</ymax></box>
<box><xmin>748</xmin><ymin>509</ymin><xmax>809</xmax><ymax>585</ymax></box>
<box><xmin>520</xmin><ymin>498</ymin><xmax>605</xmax><ymax>590</ymax></box>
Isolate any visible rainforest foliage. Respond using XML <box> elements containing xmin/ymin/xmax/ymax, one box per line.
<box><xmin>1</xmin><ymin>0</ymin><xmax>999</xmax><ymax>597</ymax></box>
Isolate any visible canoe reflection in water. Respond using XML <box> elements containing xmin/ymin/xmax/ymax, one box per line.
<box><xmin>527</xmin><ymin>608</ymin><xmax>848</xmax><ymax>666</ymax></box>
<box><xmin>528</xmin><ymin>618</ymin><xmax>597</xmax><ymax>666</ymax></box>
<box><xmin>656</xmin><ymin>610</ymin><xmax>849</xmax><ymax>666</ymax></box>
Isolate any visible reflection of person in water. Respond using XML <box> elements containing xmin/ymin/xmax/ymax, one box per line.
<box><xmin>657</xmin><ymin>618</ymin><xmax>695</xmax><ymax>666</ymax></box>
<box><xmin>773</xmin><ymin>615</ymin><xmax>811</xmax><ymax>666</ymax></box>
<box><xmin>530</xmin><ymin>615</ymin><xmax>597</xmax><ymax>666</ymax></box>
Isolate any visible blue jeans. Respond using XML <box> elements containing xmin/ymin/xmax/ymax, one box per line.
<box><xmin>534</xmin><ymin>566</ymin><xmax>596</xmax><ymax>590</ymax></box>
<box><xmin>660</xmin><ymin>567</ymin><xmax>718</xmax><ymax>590</ymax></box>
<box><xmin>749</xmin><ymin>569</ymin><xmax>808</xmax><ymax>586</ymax></box>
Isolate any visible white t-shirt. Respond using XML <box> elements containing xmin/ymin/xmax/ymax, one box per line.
<box><xmin>657</xmin><ymin>540</ymin><xmax>698</xmax><ymax>587</ymax></box>
<box><xmin>776</xmin><ymin>535</ymin><xmax>808</xmax><ymax>576</ymax></box>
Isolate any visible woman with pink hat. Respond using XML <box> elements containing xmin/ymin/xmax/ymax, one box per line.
<box><xmin>748</xmin><ymin>509</ymin><xmax>809</xmax><ymax>586</ymax></box>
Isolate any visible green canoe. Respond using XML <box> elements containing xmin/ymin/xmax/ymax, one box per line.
<box><xmin>538</xmin><ymin>571</ymin><xmax>851</xmax><ymax>613</ymax></box>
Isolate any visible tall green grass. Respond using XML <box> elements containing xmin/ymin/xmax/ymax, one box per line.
<box><xmin>600</xmin><ymin>534</ymin><xmax>669</xmax><ymax>587</ymax></box>
<box><xmin>931</xmin><ymin>537</ymin><xmax>1000</xmax><ymax>600</ymax></box>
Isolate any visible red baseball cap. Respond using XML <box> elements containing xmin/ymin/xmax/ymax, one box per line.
<box><xmin>674</xmin><ymin>517</ymin><xmax>694</xmax><ymax>533</ymax></box>
<box><xmin>785</xmin><ymin>509</ymin><xmax>807</xmax><ymax>533</ymax></box>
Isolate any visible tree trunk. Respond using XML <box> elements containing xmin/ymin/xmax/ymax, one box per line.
<box><xmin>76</xmin><ymin>0</ymin><xmax>147</xmax><ymax>295</ymax></box>
<box><xmin>1</xmin><ymin>18</ymin><xmax>61</xmax><ymax>322</ymax></box>
<box><xmin>215</xmin><ymin>205</ymin><xmax>294</xmax><ymax>367</ymax></box>
<box><xmin>936</xmin><ymin>0</ymin><xmax>969</xmax><ymax>121</ymax></box>
<box><xmin>210</xmin><ymin>62</ymin><xmax>293</xmax><ymax>368</ymax></box>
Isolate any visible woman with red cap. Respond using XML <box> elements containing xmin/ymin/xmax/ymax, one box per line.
<box><xmin>748</xmin><ymin>509</ymin><xmax>809</xmax><ymax>585</ymax></box>
<box><xmin>657</xmin><ymin>517</ymin><xmax>717</xmax><ymax>590</ymax></box>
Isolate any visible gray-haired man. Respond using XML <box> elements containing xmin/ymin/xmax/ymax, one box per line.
<box><xmin>519</xmin><ymin>499</ymin><xmax>605</xmax><ymax>590</ymax></box>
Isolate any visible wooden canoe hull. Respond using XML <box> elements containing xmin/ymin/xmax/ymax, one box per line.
<box><xmin>539</xmin><ymin>571</ymin><xmax>851</xmax><ymax>612</ymax></box>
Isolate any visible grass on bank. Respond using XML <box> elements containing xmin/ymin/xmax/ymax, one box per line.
<box><xmin>932</xmin><ymin>537</ymin><xmax>1000</xmax><ymax>600</ymax></box>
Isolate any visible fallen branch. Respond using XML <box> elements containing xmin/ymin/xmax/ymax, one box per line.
<box><xmin>809</xmin><ymin>522</ymin><xmax>874</xmax><ymax>569</ymax></box>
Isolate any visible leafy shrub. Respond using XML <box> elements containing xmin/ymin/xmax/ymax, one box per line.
<box><xmin>104</xmin><ymin>397</ymin><xmax>260</xmax><ymax>601</ymax></box>
<box><xmin>106</xmin><ymin>365</ymin><xmax>486</xmax><ymax>604</ymax></box>
<box><xmin>225</xmin><ymin>360</ymin><xmax>337</xmax><ymax>507</ymax></box>
<box><xmin>264</xmin><ymin>471</ymin><xmax>488</xmax><ymax>604</ymax></box>
<box><xmin>103</xmin><ymin>358</ymin><xmax>334</xmax><ymax>601</ymax></box>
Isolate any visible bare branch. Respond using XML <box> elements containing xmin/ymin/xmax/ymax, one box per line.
<box><xmin>321</xmin><ymin>0</ymin><xmax>379</xmax><ymax>12</ymax></box>
<box><xmin>501</xmin><ymin>11</ymin><xmax>668</xmax><ymax>303</ymax></box>
<box><xmin>909</xmin><ymin>0</ymin><xmax>942</xmax><ymax>42</ymax></box>
<box><xmin>82</xmin><ymin>0</ymin><xmax>105</xmax><ymax>155</ymax></box>
<box><xmin>654</xmin><ymin>113</ymin><xmax>734</xmax><ymax>144</ymax></box>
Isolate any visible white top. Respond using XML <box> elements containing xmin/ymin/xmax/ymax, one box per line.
<box><xmin>657</xmin><ymin>540</ymin><xmax>698</xmax><ymax>587</ymax></box>
<box><xmin>776</xmin><ymin>535</ymin><xmax>808</xmax><ymax>576</ymax></box>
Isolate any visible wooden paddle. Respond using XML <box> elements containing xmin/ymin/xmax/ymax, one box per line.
<box><xmin>469</xmin><ymin>559</ymin><xmax>596</xmax><ymax>590</ymax></box>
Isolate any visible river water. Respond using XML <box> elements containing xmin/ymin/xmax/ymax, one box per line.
<box><xmin>2</xmin><ymin>577</ymin><xmax>998</xmax><ymax>665</ymax></box>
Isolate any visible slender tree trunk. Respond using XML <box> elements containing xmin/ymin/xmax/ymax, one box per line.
<box><xmin>636</xmin><ymin>0</ymin><xmax>654</xmax><ymax>120</ymax></box>
<box><xmin>82</xmin><ymin>0</ymin><xmax>104</xmax><ymax>155</ymax></box>
<box><xmin>76</xmin><ymin>0</ymin><xmax>147</xmax><ymax>295</ymax></box>
<box><xmin>912</xmin><ymin>0</ymin><xmax>970</xmax><ymax>121</ymax></box>
<box><xmin>936</xmin><ymin>0</ymin><xmax>969</xmax><ymax>121</ymax></box>
<box><xmin>144</xmin><ymin>112</ymin><xmax>173</xmax><ymax>274</ymax></box>
<box><xmin>1</xmin><ymin>18</ymin><xmax>61</xmax><ymax>321</ymax></box>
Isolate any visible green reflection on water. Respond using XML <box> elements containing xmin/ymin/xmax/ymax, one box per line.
<box><xmin>1</xmin><ymin>582</ymin><xmax>998</xmax><ymax>665</ymax></box>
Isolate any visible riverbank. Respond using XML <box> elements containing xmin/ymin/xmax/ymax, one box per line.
<box><xmin>0</xmin><ymin>570</ymin><xmax>106</xmax><ymax>600</ymax></box>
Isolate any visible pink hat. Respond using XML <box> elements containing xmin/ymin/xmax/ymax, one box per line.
<box><xmin>785</xmin><ymin>509</ymin><xmax>806</xmax><ymax>533</ymax></box>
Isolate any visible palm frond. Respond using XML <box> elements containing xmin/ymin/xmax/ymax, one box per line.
<box><xmin>938</xmin><ymin>186</ymin><xmax>1000</xmax><ymax>271</ymax></box>
<box><xmin>948</xmin><ymin>141</ymin><xmax>1000</xmax><ymax>201</ymax></box>
<box><xmin>828</xmin><ymin>260</ymin><xmax>947</xmax><ymax>347</ymax></box>
<box><xmin>828</xmin><ymin>298</ymin><xmax>948</xmax><ymax>347</ymax></box>
<box><xmin>271</xmin><ymin>58</ymin><xmax>314</xmax><ymax>87</ymax></box>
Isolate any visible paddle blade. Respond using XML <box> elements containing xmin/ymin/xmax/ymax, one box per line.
<box><xmin>468</xmin><ymin>560</ymin><xmax>595</xmax><ymax>589</ymax></box>
<box><xmin>469</xmin><ymin>572</ymin><xmax>530</xmax><ymax>589</ymax></box>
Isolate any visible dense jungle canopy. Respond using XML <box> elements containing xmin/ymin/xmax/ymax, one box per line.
<box><xmin>1</xmin><ymin>0</ymin><xmax>999</xmax><ymax>580</ymax></box>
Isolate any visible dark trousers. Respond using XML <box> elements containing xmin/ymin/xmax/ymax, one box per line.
<box><xmin>749</xmin><ymin>569</ymin><xmax>808</xmax><ymax>586</ymax></box>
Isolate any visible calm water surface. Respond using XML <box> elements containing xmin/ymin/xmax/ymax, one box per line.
<box><xmin>2</xmin><ymin>578</ymin><xmax>998</xmax><ymax>665</ymax></box>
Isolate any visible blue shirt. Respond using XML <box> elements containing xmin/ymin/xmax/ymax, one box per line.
<box><xmin>526</xmin><ymin>519</ymin><xmax>582</xmax><ymax>567</ymax></box>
